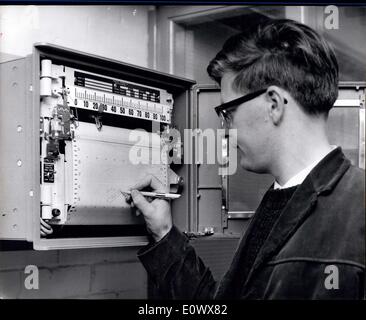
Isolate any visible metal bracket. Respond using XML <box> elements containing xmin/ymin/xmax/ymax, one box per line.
<box><xmin>92</xmin><ymin>104</ymin><xmax>105</xmax><ymax>131</ymax></box>
<box><xmin>228</xmin><ymin>211</ymin><xmax>255</xmax><ymax>219</ymax></box>
<box><xmin>93</xmin><ymin>115</ymin><xmax>103</xmax><ymax>131</ymax></box>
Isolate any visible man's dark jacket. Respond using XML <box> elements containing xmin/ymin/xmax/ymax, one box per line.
<box><xmin>138</xmin><ymin>147</ymin><xmax>365</xmax><ymax>299</ymax></box>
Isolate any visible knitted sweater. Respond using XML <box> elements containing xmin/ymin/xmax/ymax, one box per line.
<box><xmin>234</xmin><ymin>185</ymin><xmax>298</xmax><ymax>297</ymax></box>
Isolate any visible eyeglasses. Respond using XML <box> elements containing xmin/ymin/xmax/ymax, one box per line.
<box><xmin>215</xmin><ymin>88</ymin><xmax>268</xmax><ymax>127</ymax></box>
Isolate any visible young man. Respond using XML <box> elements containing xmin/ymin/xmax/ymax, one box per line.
<box><xmin>129</xmin><ymin>19</ymin><xmax>365</xmax><ymax>299</ymax></box>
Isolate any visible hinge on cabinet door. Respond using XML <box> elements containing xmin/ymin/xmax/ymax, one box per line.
<box><xmin>183</xmin><ymin>227</ymin><xmax>214</xmax><ymax>239</ymax></box>
<box><xmin>359</xmin><ymin>89</ymin><xmax>365</xmax><ymax>170</ymax></box>
<box><xmin>221</xmin><ymin>170</ymin><xmax>229</xmax><ymax>231</ymax></box>
<box><xmin>360</xmin><ymin>90</ymin><xmax>365</xmax><ymax>109</ymax></box>
<box><xmin>221</xmin><ymin>205</ymin><xmax>228</xmax><ymax>230</ymax></box>
<box><xmin>183</xmin><ymin>230</ymin><xmax>214</xmax><ymax>239</ymax></box>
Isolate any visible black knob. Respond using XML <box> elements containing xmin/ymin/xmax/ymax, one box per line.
<box><xmin>52</xmin><ymin>209</ymin><xmax>61</xmax><ymax>217</ymax></box>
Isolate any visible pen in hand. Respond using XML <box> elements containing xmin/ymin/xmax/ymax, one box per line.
<box><xmin>120</xmin><ymin>190</ymin><xmax>181</xmax><ymax>200</ymax></box>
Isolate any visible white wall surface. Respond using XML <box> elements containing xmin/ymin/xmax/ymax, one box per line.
<box><xmin>0</xmin><ymin>5</ymin><xmax>150</xmax><ymax>66</ymax></box>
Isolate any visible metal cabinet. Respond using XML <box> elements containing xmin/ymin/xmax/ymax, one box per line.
<box><xmin>0</xmin><ymin>43</ymin><xmax>195</xmax><ymax>250</ymax></box>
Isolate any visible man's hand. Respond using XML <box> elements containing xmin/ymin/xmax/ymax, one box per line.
<box><xmin>128</xmin><ymin>174</ymin><xmax>172</xmax><ymax>242</ymax></box>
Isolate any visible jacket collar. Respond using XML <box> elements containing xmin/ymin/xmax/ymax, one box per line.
<box><xmin>308</xmin><ymin>147</ymin><xmax>351</xmax><ymax>194</ymax></box>
<box><xmin>242</xmin><ymin>147</ymin><xmax>351</xmax><ymax>290</ymax></box>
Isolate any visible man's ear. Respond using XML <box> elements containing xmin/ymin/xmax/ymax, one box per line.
<box><xmin>266</xmin><ymin>86</ymin><xmax>288</xmax><ymax>125</ymax></box>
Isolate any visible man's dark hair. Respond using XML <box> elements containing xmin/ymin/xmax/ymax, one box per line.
<box><xmin>207</xmin><ymin>19</ymin><xmax>339</xmax><ymax>116</ymax></box>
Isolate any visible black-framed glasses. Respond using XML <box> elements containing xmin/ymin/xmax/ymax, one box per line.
<box><xmin>215</xmin><ymin>88</ymin><xmax>268</xmax><ymax>125</ymax></box>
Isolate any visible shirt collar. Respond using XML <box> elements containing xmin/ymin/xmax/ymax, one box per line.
<box><xmin>274</xmin><ymin>145</ymin><xmax>338</xmax><ymax>190</ymax></box>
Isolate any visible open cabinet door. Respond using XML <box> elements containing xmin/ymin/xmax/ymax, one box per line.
<box><xmin>327</xmin><ymin>82</ymin><xmax>365</xmax><ymax>170</ymax></box>
<box><xmin>188</xmin><ymin>85</ymin><xmax>273</xmax><ymax>282</ymax></box>
<box><xmin>191</xmin><ymin>84</ymin><xmax>273</xmax><ymax>237</ymax></box>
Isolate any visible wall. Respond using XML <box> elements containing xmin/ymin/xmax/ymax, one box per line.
<box><xmin>0</xmin><ymin>5</ymin><xmax>150</xmax><ymax>65</ymax></box>
<box><xmin>0</xmin><ymin>5</ymin><xmax>150</xmax><ymax>299</ymax></box>
<box><xmin>0</xmin><ymin>247</ymin><xmax>147</xmax><ymax>299</ymax></box>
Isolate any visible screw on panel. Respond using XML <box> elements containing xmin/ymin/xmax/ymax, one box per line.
<box><xmin>17</xmin><ymin>160</ymin><xmax>22</xmax><ymax>167</ymax></box>
<box><xmin>17</xmin><ymin>125</ymin><xmax>22</xmax><ymax>133</ymax></box>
